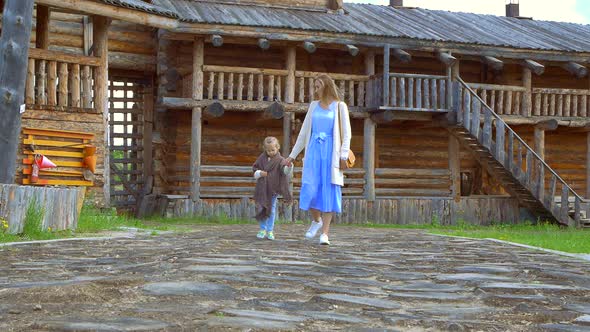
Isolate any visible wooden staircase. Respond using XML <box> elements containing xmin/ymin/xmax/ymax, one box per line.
<box><xmin>448</xmin><ymin>78</ymin><xmax>589</xmax><ymax>227</ymax></box>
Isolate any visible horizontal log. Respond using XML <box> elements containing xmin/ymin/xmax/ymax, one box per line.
<box><xmin>534</xmin><ymin>119</ymin><xmax>558</xmax><ymax>131</ymax></box>
<box><xmin>467</xmin><ymin>82</ymin><xmax>526</xmax><ymax>92</ymax></box>
<box><xmin>523</xmin><ymin>59</ymin><xmax>545</xmax><ymax>75</ymax></box>
<box><xmin>375</xmin><ymin>168</ymin><xmax>450</xmax><ymax>177</ymax></box>
<box><xmin>389</xmin><ymin>73</ymin><xmax>447</xmax><ymax>80</ymax></box>
<box><xmin>437</xmin><ymin>52</ymin><xmax>456</xmax><ymax>66</ymax></box>
<box><xmin>375</xmin><ymin>178</ymin><xmax>449</xmax><ymax>186</ymax></box>
<box><xmin>264</xmin><ymin>101</ymin><xmax>285</xmax><ymax>119</ymax></box>
<box><xmin>295</xmin><ymin>70</ymin><xmax>369</xmax><ymax>81</ymax></box>
<box><xmin>562</xmin><ymin>61</ymin><xmax>588</xmax><ymax>78</ymax></box>
<box><xmin>258</xmin><ymin>38</ymin><xmax>270</xmax><ymax>50</ymax></box>
<box><xmin>28</xmin><ymin>48</ymin><xmax>101</xmax><ymax>66</ymax></box>
<box><xmin>532</xmin><ymin>87</ymin><xmax>590</xmax><ymax>95</ymax></box>
<box><xmin>204</xmin><ymin>65</ymin><xmax>288</xmax><ymax>76</ymax></box>
<box><xmin>482</xmin><ymin>55</ymin><xmax>504</xmax><ymax>71</ymax></box>
<box><xmin>371</xmin><ymin>110</ymin><xmax>439</xmax><ymax>123</ymax></box>
<box><xmin>303</xmin><ymin>41</ymin><xmax>316</xmax><ymax>53</ymax></box>
<box><xmin>346</xmin><ymin>44</ymin><xmax>359</xmax><ymax>56</ymax></box>
<box><xmin>375</xmin><ymin>188</ymin><xmax>450</xmax><ymax>196</ymax></box>
<box><xmin>159</xmin><ymin>97</ymin><xmax>369</xmax><ymax>117</ymax></box>
<box><xmin>501</xmin><ymin>115</ymin><xmax>590</xmax><ymax>127</ymax></box>
<box><xmin>205</xmin><ymin>101</ymin><xmax>225</xmax><ymax>118</ymax></box>
<box><xmin>391</xmin><ymin>48</ymin><xmax>411</xmax><ymax>63</ymax></box>
<box><xmin>211</xmin><ymin>34</ymin><xmax>223</xmax><ymax>47</ymax></box>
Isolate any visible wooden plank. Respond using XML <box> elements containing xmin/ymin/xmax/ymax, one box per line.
<box><xmin>22</xmin><ymin>127</ymin><xmax>95</xmax><ymax>139</ymax></box>
<box><xmin>26</xmin><ymin>58</ymin><xmax>35</xmax><ymax>104</ymax></box>
<box><xmin>495</xmin><ymin>120</ymin><xmax>505</xmax><ymax>165</ymax></box>
<box><xmin>23</xmin><ymin>168</ymin><xmax>84</xmax><ymax>177</ymax></box>
<box><xmin>547</xmin><ymin>174</ymin><xmax>557</xmax><ymax>210</ymax></box>
<box><xmin>506</xmin><ymin>130</ymin><xmax>514</xmax><ymax>172</ymax></box>
<box><xmin>525</xmin><ymin>150</ymin><xmax>533</xmax><ymax>190</ymax></box>
<box><xmin>408</xmin><ymin>77</ymin><xmax>414</xmax><ymax>108</ymax></box>
<box><xmin>23</xmin><ymin>158</ymin><xmax>84</xmax><ymax>167</ymax></box>
<box><xmin>268</xmin><ymin>74</ymin><xmax>275</xmax><ymax>101</ymax></box>
<box><xmin>449</xmin><ymin>135</ymin><xmax>461</xmax><ymax>201</ymax></box>
<box><xmin>82</xmin><ymin>65</ymin><xmax>92</xmax><ymax>108</ymax></box>
<box><xmin>37</xmin><ymin>60</ymin><xmax>47</xmax><ymax>105</ymax></box>
<box><xmin>28</xmin><ymin>48</ymin><xmax>101</xmax><ymax>66</ymax></box>
<box><xmin>470</xmin><ymin>96</ymin><xmax>481</xmax><ymax>138</ymax></box>
<box><xmin>482</xmin><ymin>108</ymin><xmax>492</xmax><ymax>149</ymax></box>
<box><xmin>71</xmin><ymin>64</ymin><xmax>81</xmax><ymax>107</ymax></box>
<box><xmin>22</xmin><ymin>138</ymin><xmax>86</xmax><ymax>148</ymax></box>
<box><xmin>462</xmin><ymin>91</ymin><xmax>471</xmax><ymax>131</ymax></box>
<box><xmin>58</xmin><ymin>62</ymin><xmax>69</xmax><ymax>106</ymax></box>
<box><xmin>47</xmin><ymin>61</ymin><xmax>57</xmax><ymax>105</ymax></box>
<box><xmin>257</xmin><ymin>73</ymin><xmax>264</xmax><ymax>101</ymax></box>
<box><xmin>415</xmin><ymin>78</ymin><xmax>422</xmax><ymax>109</ymax></box>
<box><xmin>237</xmin><ymin>73</ymin><xmax>244</xmax><ymax>101</ymax></box>
<box><xmin>207</xmin><ymin>65</ymin><xmax>287</xmax><ymax>76</ymax></box>
<box><xmin>375</xmin><ymin>168</ymin><xmax>448</xmax><ymax>177</ymax></box>
<box><xmin>23</xmin><ymin>150</ymin><xmax>83</xmax><ymax>158</ymax></box>
<box><xmin>218</xmin><ymin>72</ymin><xmax>225</xmax><ymax>100</ymax></box>
<box><xmin>561</xmin><ymin>186</ymin><xmax>570</xmax><ymax>225</ymax></box>
<box><xmin>383</xmin><ymin>45</ymin><xmax>390</xmax><ymax>106</ymax></box>
<box><xmin>364</xmin><ymin>118</ymin><xmax>375</xmax><ymax>201</ymax></box>
<box><xmin>575</xmin><ymin>196</ymin><xmax>581</xmax><ymax>227</ymax></box>
<box><xmin>399</xmin><ymin>77</ymin><xmax>406</xmax><ymax>107</ymax></box>
<box><xmin>285</xmin><ymin>46</ymin><xmax>296</xmax><ymax>104</ymax></box>
<box><xmin>191</xmin><ymin>107</ymin><xmax>202</xmax><ymax>201</ymax></box>
<box><xmin>522</xmin><ymin>67</ymin><xmax>532</xmax><ymax>117</ymax></box>
<box><xmin>431</xmin><ymin>79</ymin><xmax>437</xmax><ymax>109</ymax></box>
<box><xmin>193</xmin><ymin>38</ymin><xmax>204</xmax><ymax>101</ymax></box>
<box><xmin>537</xmin><ymin>164</ymin><xmax>545</xmax><ymax>202</ymax></box>
<box><xmin>23</xmin><ymin>178</ymin><xmax>93</xmax><ymax>186</ymax></box>
<box><xmin>390</xmin><ymin>77</ymin><xmax>396</xmax><ymax>107</ymax></box>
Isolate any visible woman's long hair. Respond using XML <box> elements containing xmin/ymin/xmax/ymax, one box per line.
<box><xmin>314</xmin><ymin>74</ymin><xmax>341</xmax><ymax>102</ymax></box>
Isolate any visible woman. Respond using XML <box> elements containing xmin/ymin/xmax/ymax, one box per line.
<box><xmin>285</xmin><ymin>74</ymin><xmax>352</xmax><ymax>245</ymax></box>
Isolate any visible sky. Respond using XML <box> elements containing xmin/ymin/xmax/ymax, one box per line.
<box><xmin>345</xmin><ymin>0</ymin><xmax>590</xmax><ymax>24</ymax></box>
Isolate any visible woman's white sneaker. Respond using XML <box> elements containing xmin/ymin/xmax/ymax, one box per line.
<box><xmin>305</xmin><ymin>220</ymin><xmax>323</xmax><ymax>239</ymax></box>
<box><xmin>319</xmin><ymin>233</ymin><xmax>330</xmax><ymax>245</ymax></box>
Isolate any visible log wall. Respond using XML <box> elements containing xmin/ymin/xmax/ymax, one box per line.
<box><xmin>169</xmin><ymin>196</ymin><xmax>521</xmax><ymax>225</ymax></box>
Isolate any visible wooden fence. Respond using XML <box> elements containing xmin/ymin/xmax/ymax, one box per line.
<box><xmin>0</xmin><ymin>184</ymin><xmax>85</xmax><ymax>234</ymax></box>
<box><xmin>295</xmin><ymin>71</ymin><xmax>369</xmax><ymax>107</ymax></box>
<box><xmin>532</xmin><ymin>88</ymin><xmax>590</xmax><ymax>117</ymax></box>
<box><xmin>467</xmin><ymin>83</ymin><xmax>526</xmax><ymax>116</ymax></box>
<box><xmin>203</xmin><ymin>65</ymin><xmax>288</xmax><ymax>102</ymax></box>
<box><xmin>25</xmin><ymin>48</ymin><xmax>101</xmax><ymax>112</ymax></box>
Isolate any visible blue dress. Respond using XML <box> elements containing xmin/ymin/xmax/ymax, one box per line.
<box><xmin>299</xmin><ymin>102</ymin><xmax>342</xmax><ymax>213</ymax></box>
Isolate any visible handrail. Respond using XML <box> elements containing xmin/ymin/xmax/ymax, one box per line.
<box><xmin>296</xmin><ymin>70</ymin><xmax>369</xmax><ymax>81</ymax></box>
<box><xmin>28</xmin><ymin>48</ymin><xmax>101</xmax><ymax>66</ymax></box>
<box><xmin>532</xmin><ymin>87</ymin><xmax>590</xmax><ymax>95</ymax></box>
<box><xmin>456</xmin><ymin>76</ymin><xmax>585</xmax><ymax>202</ymax></box>
<box><xmin>467</xmin><ymin>82</ymin><xmax>526</xmax><ymax>92</ymax></box>
<box><xmin>203</xmin><ymin>65</ymin><xmax>288</xmax><ymax>76</ymax></box>
<box><xmin>389</xmin><ymin>73</ymin><xmax>447</xmax><ymax>80</ymax></box>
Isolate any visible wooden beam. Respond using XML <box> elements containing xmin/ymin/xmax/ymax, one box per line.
<box><xmin>370</xmin><ymin>110</ymin><xmax>434</xmax><ymax>123</ymax></box>
<box><xmin>437</xmin><ymin>51</ymin><xmax>456</xmax><ymax>66</ymax></box>
<box><xmin>204</xmin><ymin>101</ymin><xmax>225</xmax><ymax>118</ymax></box>
<box><xmin>383</xmin><ymin>45</ymin><xmax>390</xmax><ymax>106</ymax></box>
<box><xmin>35</xmin><ymin>5</ymin><xmax>51</xmax><ymax>49</ymax></box>
<box><xmin>562</xmin><ymin>61</ymin><xmax>588</xmax><ymax>78</ymax></box>
<box><xmin>0</xmin><ymin>0</ymin><xmax>34</xmax><ymax>183</ymax></box>
<box><xmin>391</xmin><ymin>48</ymin><xmax>411</xmax><ymax>63</ymax></box>
<box><xmin>258</xmin><ymin>38</ymin><xmax>270</xmax><ymax>50</ymax></box>
<box><xmin>285</xmin><ymin>46</ymin><xmax>296</xmax><ymax>104</ymax></box>
<box><xmin>500</xmin><ymin>115</ymin><xmax>590</xmax><ymax>127</ymax></box>
<box><xmin>363</xmin><ymin>118</ymin><xmax>376</xmax><ymax>201</ymax></box>
<box><xmin>193</xmin><ymin>38</ymin><xmax>204</xmax><ymax>100</ymax></box>
<box><xmin>534</xmin><ymin>119</ymin><xmax>558</xmax><ymax>131</ymax></box>
<box><xmin>482</xmin><ymin>55</ymin><xmax>504</xmax><ymax>71</ymax></box>
<box><xmin>263</xmin><ymin>101</ymin><xmax>285</xmax><ymax>119</ymax></box>
<box><xmin>211</xmin><ymin>34</ymin><xmax>223</xmax><ymax>47</ymax></box>
<box><xmin>93</xmin><ymin>15</ymin><xmax>110</xmax><ymax>205</ymax></box>
<box><xmin>587</xmin><ymin>131</ymin><xmax>590</xmax><ymax>198</ymax></box>
<box><xmin>534</xmin><ymin>126</ymin><xmax>546</xmax><ymax>160</ymax></box>
<box><xmin>365</xmin><ymin>49</ymin><xmax>375</xmax><ymax>75</ymax></box>
<box><xmin>522</xmin><ymin>67</ymin><xmax>532</xmax><ymax>117</ymax></box>
<box><xmin>522</xmin><ymin>59</ymin><xmax>545</xmax><ymax>75</ymax></box>
<box><xmin>449</xmin><ymin>135</ymin><xmax>461</xmax><ymax>201</ymax></box>
<box><xmin>303</xmin><ymin>41</ymin><xmax>316</xmax><ymax>53</ymax></box>
<box><xmin>346</xmin><ymin>44</ymin><xmax>359</xmax><ymax>57</ymax></box>
<box><xmin>37</xmin><ymin>0</ymin><xmax>178</xmax><ymax>29</ymax></box>
<box><xmin>190</xmin><ymin>107</ymin><xmax>202</xmax><ymax>201</ymax></box>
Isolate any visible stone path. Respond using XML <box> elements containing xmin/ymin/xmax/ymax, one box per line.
<box><xmin>1</xmin><ymin>224</ymin><xmax>589</xmax><ymax>331</ymax></box>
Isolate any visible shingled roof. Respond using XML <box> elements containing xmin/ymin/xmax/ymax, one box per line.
<box><xmin>100</xmin><ymin>0</ymin><xmax>590</xmax><ymax>53</ymax></box>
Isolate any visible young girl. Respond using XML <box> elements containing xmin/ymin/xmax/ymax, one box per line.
<box><xmin>253</xmin><ymin>137</ymin><xmax>293</xmax><ymax>240</ymax></box>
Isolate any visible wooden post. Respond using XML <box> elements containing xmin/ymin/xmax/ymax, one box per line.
<box><xmin>143</xmin><ymin>81</ymin><xmax>154</xmax><ymax>188</ymax></box>
<box><xmin>534</xmin><ymin>126</ymin><xmax>545</xmax><ymax>160</ymax></box>
<box><xmin>523</xmin><ymin>67</ymin><xmax>532</xmax><ymax>117</ymax></box>
<box><xmin>35</xmin><ymin>5</ymin><xmax>50</xmax><ymax>49</ymax></box>
<box><xmin>0</xmin><ymin>0</ymin><xmax>34</xmax><ymax>184</ymax></box>
<box><xmin>365</xmin><ymin>49</ymin><xmax>375</xmax><ymax>76</ymax></box>
<box><xmin>193</xmin><ymin>38</ymin><xmax>204</xmax><ymax>101</ymax></box>
<box><xmin>364</xmin><ymin>118</ymin><xmax>376</xmax><ymax>201</ymax></box>
<box><xmin>190</xmin><ymin>107</ymin><xmax>202</xmax><ymax>202</ymax></box>
<box><xmin>283</xmin><ymin>112</ymin><xmax>294</xmax><ymax>221</ymax></box>
<box><xmin>191</xmin><ymin>37</ymin><xmax>204</xmax><ymax>202</ymax></box>
<box><xmin>383</xmin><ymin>45</ymin><xmax>390</xmax><ymax>107</ymax></box>
<box><xmin>449</xmin><ymin>135</ymin><xmax>461</xmax><ymax>201</ymax></box>
<box><xmin>285</xmin><ymin>46</ymin><xmax>296</xmax><ymax>104</ymax></box>
<box><xmin>93</xmin><ymin>15</ymin><xmax>110</xmax><ymax>205</ymax></box>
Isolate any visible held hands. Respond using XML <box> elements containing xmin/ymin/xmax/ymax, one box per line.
<box><xmin>260</xmin><ymin>171</ymin><xmax>268</xmax><ymax>177</ymax></box>
<box><xmin>339</xmin><ymin>158</ymin><xmax>349</xmax><ymax>170</ymax></box>
<box><xmin>283</xmin><ymin>157</ymin><xmax>294</xmax><ymax>167</ymax></box>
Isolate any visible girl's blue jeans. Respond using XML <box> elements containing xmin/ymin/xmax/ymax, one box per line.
<box><xmin>259</xmin><ymin>195</ymin><xmax>278</xmax><ymax>232</ymax></box>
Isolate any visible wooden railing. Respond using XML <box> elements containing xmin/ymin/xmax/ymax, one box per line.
<box><xmin>203</xmin><ymin>65</ymin><xmax>288</xmax><ymax>102</ymax></box>
<box><xmin>532</xmin><ymin>88</ymin><xmax>590</xmax><ymax>117</ymax></box>
<box><xmin>295</xmin><ymin>71</ymin><xmax>369</xmax><ymax>107</ymax></box>
<box><xmin>367</xmin><ymin>73</ymin><xmax>450</xmax><ymax>111</ymax></box>
<box><xmin>25</xmin><ymin>48</ymin><xmax>101</xmax><ymax>111</ymax></box>
<box><xmin>456</xmin><ymin>77</ymin><xmax>586</xmax><ymax>227</ymax></box>
<box><xmin>467</xmin><ymin>83</ymin><xmax>526</xmax><ymax>116</ymax></box>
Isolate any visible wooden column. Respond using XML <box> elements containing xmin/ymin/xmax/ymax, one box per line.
<box><xmin>190</xmin><ymin>38</ymin><xmax>205</xmax><ymax>201</ymax></box>
<box><xmin>285</xmin><ymin>46</ymin><xmax>296</xmax><ymax>104</ymax></box>
<box><xmin>0</xmin><ymin>0</ymin><xmax>34</xmax><ymax>183</ymax></box>
<box><xmin>35</xmin><ymin>5</ymin><xmax>50</xmax><ymax>49</ymax></box>
<box><xmin>534</xmin><ymin>127</ymin><xmax>545</xmax><ymax>160</ymax></box>
<box><xmin>383</xmin><ymin>45</ymin><xmax>390</xmax><ymax>107</ymax></box>
<box><xmin>449</xmin><ymin>135</ymin><xmax>461</xmax><ymax>201</ymax></box>
<box><xmin>364</xmin><ymin>118</ymin><xmax>376</xmax><ymax>201</ymax></box>
<box><xmin>587</xmin><ymin>131</ymin><xmax>590</xmax><ymax>199</ymax></box>
<box><xmin>283</xmin><ymin>112</ymin><xmax>294</xmax><ymax>221</ymax></box>
<box><xmin>143</xmin><ymin>82</ymin><xmax>154</xmax><ymax>185</ymax></box>
<box><xmin>365</xmin><ymin>49</ymin><xmax>375</xmax><ymax>76</ymax></box>
<box><xmin>93</xmin><ymin>15</ymin><xmax>110</xmax><ymax>205</ymax></box>
<box><xmin>190</xmin><ymin>108</ymin><xmax>202</xmax><ymax>202</ymax></box>
<box><xmin>523</xmin><ymin>67</ymin><xmax>532</xmax><ymax>117</ymax></box>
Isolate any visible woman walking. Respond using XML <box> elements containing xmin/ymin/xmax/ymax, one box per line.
<box><xmin>285</xmin><ymin>74</ymin><xmax>352</xmax><ymax>245</ymax></box>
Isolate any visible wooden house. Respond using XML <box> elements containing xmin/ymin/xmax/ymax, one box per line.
<box><xmin>7</xmin><ymin>0</ymin><xmax>590</xmax><ymax>226</ymax></box>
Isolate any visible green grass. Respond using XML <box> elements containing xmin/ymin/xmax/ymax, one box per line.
<box><xmin>0</xmin><ymin>201</ymin><xmax>69</xmax><ymax>243</ymax></box>
<box><xmin>76</xmin><ymin>205</ymin><xmax>147</xmax><ymax>233</ymax></box>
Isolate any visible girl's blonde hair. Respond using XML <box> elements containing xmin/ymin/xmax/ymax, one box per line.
<box><xmin>263</xmin><ymin>136</ymin><xmax>280</xmax><ymax>150</ymax></box>
<box><xmin>314</xmin><ymin>74</ymin><xmax>341</xmax><ymax>102</ymax></box>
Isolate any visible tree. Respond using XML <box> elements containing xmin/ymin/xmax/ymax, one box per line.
<box><xmin>0</xmin><ymin>0</ymin><xmax>34</xmax><ymax>183</ymax></box>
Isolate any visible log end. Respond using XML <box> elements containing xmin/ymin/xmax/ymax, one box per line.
<box><xmin>205</xmin><ymin>101</ymin><xmax>225</xmax><ymax>118</ymax></box>
<box><xmin>265</xmin><ymin>102</ymin><xmax>285</xmax><ymax>120</ymax></box>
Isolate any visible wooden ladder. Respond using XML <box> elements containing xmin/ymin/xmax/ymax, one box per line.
<box><xmin>448</xmin><ymin>78</ymin><xmax>589</xmax><ymax>227</ymax></box>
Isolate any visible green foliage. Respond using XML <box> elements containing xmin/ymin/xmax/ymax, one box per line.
<box><xmin>77</xmin><ymin>204</ymin><xmax>145</xmax><ymax>233</ymax></box>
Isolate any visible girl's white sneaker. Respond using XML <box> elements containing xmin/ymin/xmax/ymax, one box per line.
<box><xmin>319</xmin><ymin>233</ymin><xmax>330</xmax><ymax>245</ymax></box>
<box><xmin>305</xmin><ymin>220</ymin><xmax>323</xmax><ymax>239</ymax></box>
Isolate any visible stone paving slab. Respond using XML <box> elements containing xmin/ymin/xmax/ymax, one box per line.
<box><xmin>0</xmin><ymin>224</ymin><xmax>589</xmax><ymax>331</ymax></box>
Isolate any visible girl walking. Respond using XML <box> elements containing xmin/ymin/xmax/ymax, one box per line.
<box><xmin>253</xmin><ymin>136</ymin><xmax>293</xmax><ymax>240</ymax></box>
<box><xmin>285</xmin><ymin>74</ymin><xmax>352</xmax><ymax>245</ymax></box>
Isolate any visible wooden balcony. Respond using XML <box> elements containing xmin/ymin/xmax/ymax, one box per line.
<box><xmin>25</xmin><ymin>48</ymin><xmax>102</xmax><ymax>113</ymax></box>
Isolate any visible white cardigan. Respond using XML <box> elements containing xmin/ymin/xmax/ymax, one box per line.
<box><xmin>288</xmin><ymin>101</ymin><xmax>352</xmax><ymax>186</ymax></box>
